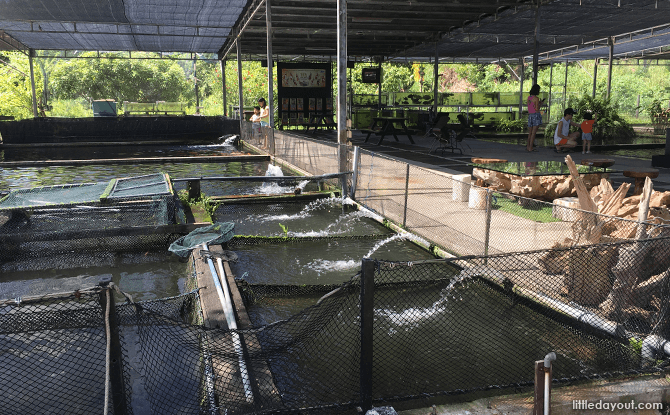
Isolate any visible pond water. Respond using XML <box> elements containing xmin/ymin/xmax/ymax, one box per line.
<box><xmin>0</xmin><ymin>141</ymin><xmax>239</xmax><ymax>162</ymax></box>
<box><xmin>0</xmin><ymin>250</ymin><xmax>189</xmax><ymax>302</ymax></box>
<box><xmin>215</xmin><ymin>197</ymin><xmax>392</xmax><ymax>237</ymax></box>
<box><xmin>257</xmin><ymin>275</ymin><xmax>635</xmax><ymax>406</ymax></box>
<box><xmin>0</xmin><ymin>161</ymin><xmax>289</xmax><ymax>194</ymax></box>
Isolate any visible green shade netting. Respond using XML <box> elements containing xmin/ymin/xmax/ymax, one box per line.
<box><xmin>169</xmin><ymin>222</ymin><xmax>235</xmax><ymax>257</ymax></box>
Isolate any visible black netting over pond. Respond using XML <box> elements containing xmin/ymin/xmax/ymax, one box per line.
<box><xmin>3</xmin><ymin>237</ymin><xmax>670</xmax><ymax>415</ymax></box>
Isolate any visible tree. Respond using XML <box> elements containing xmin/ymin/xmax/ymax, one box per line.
<box><xmin>0</xmin><ymin>52</ymin><xmax>42</xmax><ymax>119</ymax></box>
<box><xmin>50</xmin><ymin>52</ymin><xmax>192</xmax><ymax>105</ymax></box>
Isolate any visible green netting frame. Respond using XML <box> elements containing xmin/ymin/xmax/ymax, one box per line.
<box><xmin>0</xmin><ymin>182</ymin><xmax>112</xmax><ymax>211</ymax></box>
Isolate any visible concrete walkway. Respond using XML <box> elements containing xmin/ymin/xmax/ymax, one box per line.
<box><xmin>301</xmin><ymin>128</ymin><xmax>670</xmax><ymax>193</ymax></box>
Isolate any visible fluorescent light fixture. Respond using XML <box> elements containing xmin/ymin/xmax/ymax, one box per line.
<box><xmin>351</xmin><ymin>17</ymin><xmax>393</xmax><ymax>23</ymax></box>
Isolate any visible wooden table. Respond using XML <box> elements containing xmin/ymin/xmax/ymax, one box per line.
<box><xmin>304</xmin><ymin>113</ymin><xmax>336</xmax><ymax>134</ymax></box>
<box><xmin>362</xmin><ymin>116</ymin><xmax>415</xmax><ymax>145</ymax></box>
<box><xmin>580</xmin><ymin>158</ymin><xmax>616</xmax><ymax>169</ymax></box>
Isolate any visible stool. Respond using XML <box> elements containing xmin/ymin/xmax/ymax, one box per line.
<box><xmin>580</xmin><ymin>158</ymin><xmax>615</xmax><ymax>169</ymax></box>
<box><xmin>623</xmin><ymin>169</ymin><xmax>659</xmax><ymax>195</ymax></box>
<box><xmin>452</xmin><ymin>174</ymin><xmax>471</xmax><ymax>202</ymax></box>
<box><xmin>471</xmin><ymin>157</ymin><xmax>507</xmax><ymax>164</ymax></box>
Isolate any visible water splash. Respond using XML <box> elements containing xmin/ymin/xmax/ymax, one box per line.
<box><xmin>220</xmin><ymin>135</ymin><xmax>239</xmax><ymax>147</ymax></box>
<box><xmin>258</xmin><ymin>164</ymin><xmax>288</xmax><ymax>194</ymax></box>
<box><xmin>363</xmin><ymin>233</ymin><xmax>409</xmax><ymax>259</ymax></box>
<box><xmin>258</xmin><ymin>197</ymin><xmax>342</xmax><ymax>222</ymax></box>
<box><xmin>305</xmin><ymin>259</ymin><xmax>360</xmax><ymax>275</ymax></box>
<box><xmin>377</xmin><ymin>271</ymin><xmax>471</xmax><ymax>331</ymax></box>
<box><xmin>290</xmin><ymin>210</ymin><xmax>378</xmax><ymax>237</ymax></box>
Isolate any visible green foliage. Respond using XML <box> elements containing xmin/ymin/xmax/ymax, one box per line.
<box><xmin>48</xmin><ymin>99</ymin><xmax>91</xmax><ymax>117</ymax></box>
<box><xmin>629</xmin><ymin>337</ymin><xmax>643</xmax><ymax>356</ymax></box>
<box><xmin>177</xmin><ymin>189</ymin><xmax>219</xmax><ymax>219</ymax></box>
<box><xmin>544</xmin><ymin>95</ymin><xmax>635</xmax><ymax>144</ymax></box>
<box><xmin>50</xmin><ymin>52</ymin><xmax>191</xmax><ymax>104</ymax></box>
<box><xmin>0</xmin><ymin>52</ymin><xmax>43</xmax><ymax>120</ymax></box>
<box><xmin>495</xmin><ymin>118</ymin><xmax>526</xmax><ymax>133</ymax></box>
<box><xmin>278</xmin><ymin>223</ymin><xmax>288</xmax><ymax>236</ymax></box>
<box><xmin>646</xmin><ymin>99</ymin><xmax>670</xmax><ymax>121</ymax></box>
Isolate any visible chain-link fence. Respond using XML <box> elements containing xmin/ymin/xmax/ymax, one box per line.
<box><xmin>6</xmin><ymin>236</ymin><xmax>669</xmax><ymax>414</ymax></box>
<box><xmin>353</xmin><ymin>148</ymin><xmax>670</xmax><ymax>256</ymax></box>
<box><xmin>241</xmin><ymin>122</ymin><xmax>345</xmax><ymax>189</ymax></box>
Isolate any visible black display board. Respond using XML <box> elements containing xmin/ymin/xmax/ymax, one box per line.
<box><xmin>277</xmin><ymin>62</ymin><xmax>332</xmax><ymax>128</ymax></box>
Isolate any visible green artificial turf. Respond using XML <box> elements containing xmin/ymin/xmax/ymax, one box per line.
<box><xmin>492</xmin><ymin>193</ymin><xmax>562</xmax><ymax>223</ymax></box>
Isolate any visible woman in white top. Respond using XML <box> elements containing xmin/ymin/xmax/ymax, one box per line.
<box><xmin>553</xmin><ymin>108</ymin><xmax>580</xmax><ymax>153</ymax></box>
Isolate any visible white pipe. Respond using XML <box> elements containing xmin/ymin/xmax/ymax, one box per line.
<box><xmin>543</xmin><ymin>352</ymin><xmax>556</xmax><ymax>415</ymax></box>
<box><xmin>201</xmin><ymin>244</ymin><xmax>254</xmax><ymax>403</ymax></box>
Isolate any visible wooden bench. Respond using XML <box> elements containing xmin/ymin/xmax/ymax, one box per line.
<box><xmin>471</xmin><ymin>157</ymin><xmax>508</xmax><ymax>164</ymax></box>
<box><xmin>623</xmin><ymin>168</ymin><xmax>659</xmax><ymax>195</ymax></box>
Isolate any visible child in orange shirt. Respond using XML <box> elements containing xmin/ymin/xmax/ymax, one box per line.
<box><xmin>581</xmin><ymin>112</ymin><xmax>597</xmax><ymax>154</ymax></box>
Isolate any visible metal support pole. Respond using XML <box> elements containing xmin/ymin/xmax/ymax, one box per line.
<box><xmin>28</xmin><ymin>48</ymin><xmax>38</xmax><ymax>118</ymax></box>
<box><xmin>636</xmin><ymin>94</ymin><xmax>641</xmax><ymax>118</ymax></box>
<box><xmin>98</xmin><ymin>279</ymin><xmax>128</xmax><ymax>415</ymax></box>
<box><xmin>220</xmin><ymin>59</ymin><xmax>227</xmax><ymax>116</ymax></box>
<box><xmin>187</xmin><ymin>179</ymin><xmax>201</xmax><ymax>200</ymax></box>
<box><xmin>532</xmin><ymin>0</ymin><xmax>541</xmax><ymax>85</ymax></box>
<box><xmin>360</xmin><ymin>259</ymin><xmax>375</xmax><ymax>413</ymax></box>
<box><xmin>433</xmin><ymin>42</ymin><xmax>439</xmax><ymax>115</ymax></box>
<box><xmin>236</xmin><ymin>37</ymin><xmax>244</xmax><ymax>134</ymax></box>
<box><xmin>548</xmin><ymin>61</ymin><xmax>553</xmax><ymax>120</ymax></box>
<box><xmin>533</xmin><ymin>361</ymin><xmax>545</xmax><ymax>415</ymax></box>
<box><xmin>351</xmin><ymin>146</ymin><xmax>360</xmax><ymax>199</ymax></box>
<box><xmin>194</xmin><ymin>54</ymin><xmax>200</xmax><ymax>114</ymax></box>
<box><xmin>607</xmin><ymin>37</ymin><xmax>614</xmax><ymax>100</ymax></box>
<box><xmin>378</xmin><ymin>58</ymin><xmax>383</xmax><ymax>111</ymax></box>
<box><xmin>518</xmin><ymin>59</ymin><xmax>525</xmax><ymax>120</ymax></box>
<box><xmin>563</xmin><ymin>60</ymin><xmax>568</xmax><ymax>111</ymax></box>
<box><xmin>484</xmin><ymin>189</ymin><xmax>492</xmax><ymax>258</ymax></box>
<box><xmin>403</xmin><ymin>163</ymin><xmax>410</xmax><ymax>228</ymax></box>
<box><xmin>592</xmin><ymin>58</ymin><xmax>598</xmax><ymax>98</ymax></box>
<box><xmin>337</xmin><ymin>0</ymin><xmax>349</xmax><ymax>196</ymax></box>
<box><xmin>266</xmin><ymin>0</ymin><xmax>274</xmax><ymax>127</ymax></box>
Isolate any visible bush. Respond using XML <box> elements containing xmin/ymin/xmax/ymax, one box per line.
<box><xmin>495</xmin><ymin>118</ymin><xmax>526</xmax><ymax>133</ymax></box>
<box><xmin>544</xmin><ymin>95</ymin><xmax>635</xmax><ymax>144</ymax></box>
<box><xmin>646</xmin><ymin>99</ymin><xmax>670</xmax><ymax>134</ymax></box>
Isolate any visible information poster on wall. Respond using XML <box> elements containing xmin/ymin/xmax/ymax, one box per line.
<box><xmin>281</xmin><ymin>69</ymin><xmax>327</xmax><ymax>88</ymax></box>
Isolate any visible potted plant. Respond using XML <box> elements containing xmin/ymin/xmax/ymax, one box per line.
<box><xmin>647</xmin><ymin>99</ymin><xmax>670</xmax><ymax>135</ymax></box>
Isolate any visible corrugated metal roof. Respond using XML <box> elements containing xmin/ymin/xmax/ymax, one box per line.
<box><xmin>2</xmin><ymin>0</ymin><xmax>670</xmax><ymax>62</ymax></box>
<box><xmin>0</xmin><ymin>0</ymin><xmax>246</xmax><ymax>53</ymax></box>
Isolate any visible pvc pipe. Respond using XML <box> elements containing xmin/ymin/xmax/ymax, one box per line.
<box><xmin>543</xmin><ymin>352</ymin><xmax>556</xmax><ymax>415</ymax></box>
<box><xmin>201</xmin><ymin>244</ymin><xmax>254</xmax><ymax>403</ymax></box>
<box><xmin>534</xmin><ymin>292</ymin><xmax>621</xmax><ymax>338</ymax></box>
<box><xmin>214</xmin><ymin>256</ymin><xmax>254</xmax><ymax>403</ymax></box>
<box><xmin>642</xmin><ymin>335</ymin><xmax>670</xmax><ymax>360</ymax></box>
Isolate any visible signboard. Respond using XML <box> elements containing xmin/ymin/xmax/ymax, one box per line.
<box><xmin>281</xmin><ymin>68</ymin><xmax>327</xmax><ymax>88</ymax></box>
<box><xmin>362</xmin><ymin>67</ymin><xmax>381</xmax><ymax>83</ymax></box>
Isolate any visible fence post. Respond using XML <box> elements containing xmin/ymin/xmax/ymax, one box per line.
<box><xmin>188</xmin><ymin>179</ymin><xmax>201</xmax><ymax>200</ymax></box>
<box><xmin>484</xmin><ymin>188</ymin><xmax>492</xmax><ymax>258</ymax></box>
<box><xmin>636</xmin><ymin>94</ymin><xmax>640</xmax><ymax>118</ymax></box>
<box><xmin>360</xmin><ymin>259</ymin><xmax>375</xmax><ymax>412</ymax></box>
<box><xmin>98</xmin><ymin>277</ymin><xmax>128</xmax><ymax>415</ymax></box>
<box><xmin>402</xmin><ymin>163</ymin><xmax>410</xmax><ymax>227</ymax></box>
<box><xmin>351</xmin><ymin>146</ymin><xmax>360</xmax><ymax>199</ymax></box>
